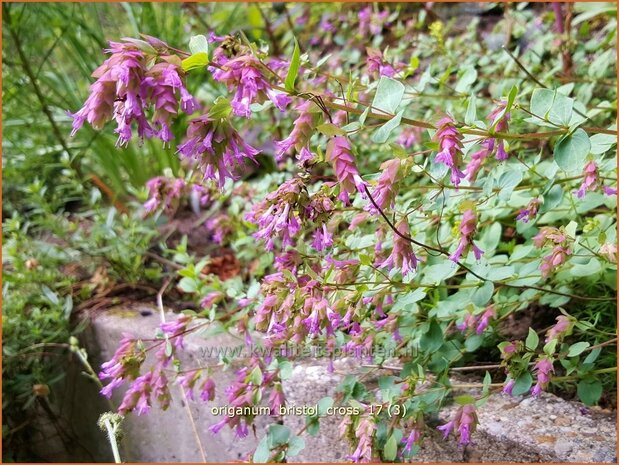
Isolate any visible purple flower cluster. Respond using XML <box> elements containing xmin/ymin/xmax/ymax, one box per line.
<box><xmin>143</xmin><ymin>176</ymin><xmax>186</xmax><ymax>214</ymax></box>
<box><xmin>433</xmin><ymin>117</ymin><xmax>465</xmax><ymax>186</ymax></box>
<box><xmin>366</xmin><ymin>48</ymin><xmax>396</xmax><ymax>78</ymax></box>
<box><xmin>358</xmin><ymin>6</ymin><xmax>389</xmax><ymax>36</ymax></box>
<box><xmin>437</xmin><ymin>403</ymin><xmax>478</xmax><ymax>446</ymax></box>
<box><xmin>178</xmin><ymin>115</ymin><xmax>260</xmax><ymax>187</ymax></box>
<box><xmin>366</xmin><ymin>158</ymin><xmax>401</xmax><ymax>215</ymax></box>
<box><xmin>516</xmin><ymin>198</ymin><xmax>541</xmax><ymax>223</ymax></box>
<box><xmin>574</xmin><ymin>161</ymin><xmax>617</xmax><ymax>198</ymax></box>
<box><xmin>464</xmin><ymin>101</ymin><xmax>512</xmax><ymax>180</ymax></box>
<box><xmin>380</xmin><ymin>218</ymin><xmax>418</xmax><ymax>275</ymax></box>
<box><xmin>208</xmin><ymin>357</ymin><xmax>281</xmax><ymax>438</ymax></box>
<box><xmin>533</xmin><ymin>227</ymin><xmax>571</xmax><ymax>278</ymax></box>
<box><xmin>275</xmin><ymin>100</ymin><xmax>317</xmax><ymax>161</ymax></box>
<box><xmin>545</xmin><ymin>315</ymin><xmax>572</xmax><ymax>342</ymax></box>
<box><xmin>457</xmin><ymin>306</ymin><xmax>496</xmax><ymax>335</ymax></box>
<box><xmin>70</xmin><ymin>40</ymin><xmax>197</xmax><ymax>146</ymax></box>
<box><xmin>450</xmin><ymin>209</ymin><xmax>483</xmax><ymax>263</ymax></box>
<box><xmin>326</xmin><ymin>136</ymin><xmax>368</xmax><ymax>204</ymax></box>
<box><xmin>211</xmin><ymin>55</ymin><xmax>291</xmax><ymax>118</ymax></box>
<box><xmin>98</xmin><ymin>334</ymin><xmax>145</xmax><ymax>398</ymax></box>
<box><xmin>245</xmin><ymin>178</ymin><xmax>303</xmax><ymax>250</ymax></box>
<box><xmin>531</xmin><ymin>357</ymin><xmax>554</xmax><ymax>396</ymax></box>
<box><xmin>346</xmin><ymin>414</ymin><xmax>376</xmax><ymax>462</ymax></box>
<box><xmin>398</xmin><ymin>126</ymin><xmax>423</xmax><ymax>148</ymax></box>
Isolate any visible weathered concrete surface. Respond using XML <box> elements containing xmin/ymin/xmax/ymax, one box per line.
<box><xmin>83</xmin><ymin>304</ymin><xmax>275</xmax><ymax>462</ymax></box>
<box><xmin>83</xmin><ymin>307</ymin><xmax>617</xmax><ymax>463</ymax></box>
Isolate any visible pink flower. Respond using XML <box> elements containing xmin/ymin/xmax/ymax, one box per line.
<box><xmin>178</xmin><ymin>115</ymin><xmax>260</xmax><ymax>187</ymax></box>
<box><xmin>160</xmin><ymin>314</ymin><xmax>192</xmax><ymax>350</ymax></box>
<box><xmin>449</xmin><ymin>209</ymin><xmax>483</xmax><ymax>262</ymax></box>
<box><xmin>70</xmin><ymin>39</ymin><xmax>197</xmax><ymax>146</ymax></box>
<box><xmin>366</xmin><ymin>48</ymin><xmax>396</xmax><ymax>77</ymax></box>
<box><xmin>487</xmin><ymin>101</ymin><xmax>511</xmax><ymax>160</ymax></box>
<box><xmin>200</xmin><ymin>378</ymin><xmax>216</xmax><ymax>402</ymax></box>
<box><xmin>141</xmin><ymin>60</ymin><xmax>198</xmax><ymax>143</ymax></box>
<box><xmin>531</xmin><ymin>357</ymin><xmax>554</xmax><ymax>396</ymax></box>
<box><xmin>274</xmin><ymin>101</ymin><xmax>317</xmax><ymax>161</ymax></box>
<box><xmin>600</xmin><ymin>243</ymin><xmax>617</xmax><ymax>263</ymax></box>
<box><xmin>437</xmin><ymin>404</ymin><xmax>478</xmax><ymax>446</ymax></box>
<box><xmin>540</xmin><ymin>245</ymin><xmax>571</xmax><ymax>278</ymax></box>
<box><xmin>366</xmin><ymin>159</ymin><xmax>401</xmax><ymax>214</ymax></box>
<box><xmin>312</xmin><ymin>223</ymin><xmax>334</xmax><ymax>251</ymax></box>
<box><xmin>380</xmin><ymin>218</ymin><xmax>417</xmax><ymax>275</ymax></box>
<box><xmin>464</xmin><ymin>141</ymin><xmax>492</xmax><ymax>181</ymax></box>
<box><xmin>326</xmin><ymin>136</ymin><xmax>367</xmax><ymax>204</ymax></box>
<box><xmin>503</xmin><ymin>378</ymin><xmax>515</xmax><ymax>396</ymax></box>
<box><xmin>143</xmin><ymin>176</ymin><xmax>187</xmax><ymax>214</ymax></box>
<box><xmin>99</xmin><ymin>334</ymin><xmax>144</xmax><ymax>398</ymax></box>
<box><xmin>433</xmin><ymin>117</ymin><xmax>465</xmax><ymax>186</ymax></box>
<box><xmin>211</xmin><ymin>55</ymin><xmax>291</xmax><ymax>118</ymax></box>
<box><xmin>398</xmin><ymin>126</ymin><xmax>423</xmax><ymax>148</ymax></box>
<box><xmin>245</xmin><ymin>178</ymin><xmax>303</xmax><ymax>251</ymax></box>
<box><xmin>516</xmin><ymin>198</ymin><xmax>541</xmax><ymax>223</ymax></box>
<box><xmin>177</xmin><ymin>370</ymin><xmax>201</xmax><ymax>401</ymax></box>
<box><xmin>476</xmin><ymin>306</ymin><xmax>496</xmax><ymax>334</ymax></box>
<box><xmin>545</xmin><ymin>315</ymin><xmax>572</xmax><ymax>342</ymax></box>
<box><xmin>118</xmin><ymin>368</ymin><xmax>170</xmax><ymax>415</ymax></box>
<box><xmin>347</xmin><ymin>415</ymin><xmax>375</xmax><ymax>463</ymax></box>
<box><xmin>402</xmin><ymin>427</ymin><xmax>422</xmax><ymax>454</ymax></box>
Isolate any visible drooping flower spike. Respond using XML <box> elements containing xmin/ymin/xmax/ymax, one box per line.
<box><xmin>178</xmin><ymin>115</ymin><xmax>260</xmax><ymax>188</ymax></box>
<box><xmin>450</xmin><ymin>209</ymin><xmax>483</xmax><ymax>263</ymax></box>
<box><xmin>211</xmin><ymin>54</ymin><xmax>291</xmax><ymax>118</ymax></box>
<box><xmin>433</xmin><ymin>117</ymin><xmax>465</xmax><ymax>187</ymax></box>
<box><xmin>326</xmin><ymin>136</ymin><xmax>368</xmax><ymax>205</ymax></box>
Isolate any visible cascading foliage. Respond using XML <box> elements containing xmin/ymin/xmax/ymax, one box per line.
<box><xmin>71</xmin><ymin>4</ymin><xmax>617</xmax><ymax>462</ymax></box>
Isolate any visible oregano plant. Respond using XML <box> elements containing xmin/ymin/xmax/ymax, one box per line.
<box><xmin>70</xmin><ymin>4</ymin><xmax>616</xmax><ymax>462</ymax></box>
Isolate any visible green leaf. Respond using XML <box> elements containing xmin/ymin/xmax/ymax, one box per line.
<box><xmin>372</xmin><ymin>110</ymin><xmax>404</xmax><ymax>144</ymax></box>
<box><xmin>482</xmin><ymin>371</ymin><xmax>492</xmax><ymax>396</ymax></box>
<box><xmin>570</xmin><ymin>258</ymin><xmax>602</xmax><ymax>277</ymax></box>
<box><xmin>472</xmin><ymin>281</ymin><xmax>494</xmax><ymax>307</ymax></box>
<box><xmin>317</xmin><ymin>396</ymin><xmax>334</xmax><ymax>415</ymax></box>
<box><xmin>512</xmin><ymin>371</ymin><xmax>533</xmax><ymax>396</ymax></box>
<box><xmin>465</xmin><ymin>94</ymin><xmax>477</xmax><ymax>125</ymax></box>
<box><xmin>465</xmin><ymin>334</ymin><xmax>484</xmax><ymax>352</ymax></box>
<box><xmin>391</xmin><ymin>288</ymin><xmax>426</xmax><ymax>313</ymax></box>
<box><xmin>253</xmin><ymin>436</ymin><xmax>270</xmax><ymax>463</ymax></box>
<box><xmin>497</xmin><ymin>169</ymin><xmax>523</xmax><ymax>201</ymax></box>
<box><xmin>554</xmin><ymin>128</ymin><xmax>590</xmax><ymax>172</ymax></box>
<box><xmin>454</xmin><ymin>394</ymin><xmax>475</xmax><ymax>405</ymax></box>
<box><xmin>317</xmin><ymin>123</ymin><xmax>346</xmax><ymax>137</ymax></box>
<box><xmin>567</xmin><ymin>341</ymin><xmax>590</xmax><ymax>357</ymax></box>
<box><xmin>268</xmin><ymin>424</ymin><xmax>291</xmax><ymax>448</ymax></box>
<box><xmin>583</xmin><ymin>347</ymin><xmax>602</xmax><ymax>364</ymax></box>
<box><xmin>530</xmin><ymin>89</ymin><xmax>555</xmax><ymax>119</ymax></box>
<box><xmin>372</xmin><ymin>76</ymin><xmax>405</xmax><ymax>114</ymax></box>
<box><xmin>189</xmin><ymin>35</ymin><xmax>209</xmax><ymax>55</ymax></box>
<box><xmin>455</xmin><ymin>66</ymin><xmax>477</xmax><ymax>94</ymax></box>
<box><xmin>284</xmin><ymin>38</ymin><xmax>301</xmax><ymax>93</ymax></box>
<box><xmin>420</xmin><ymin>320</ymin><xmax>444</xmax><ymax>352</ymax></box>
<box><xmin>383</xmin><ymin>434</ymin><xmax>398</xmax><ymax>461</ymax></box>
<box><xmin>287</xmin><ymin>435</ymin><xmax>305</xmax><ymax>457</ymax></box>
<box><xmin>248</xmin><ymin>365</ymin><xmax>263</xmax><ymax>385</ymax></box>
<box><xmin>589</xmin><ymin>132</ymin><xmax>617</xmax><ymax>155</ymax></box>
<box><xmin>577</xmin><ymin>379</ymin><xmax>603</xmax><ymax>405</ymax></box>
<box><xmin>207</xmin><ymin>97</ymin><xmax>232</xmax><ymax>119</ymax></box>
<box><xmin>525</xmin><ymin>327</ymin><xmax>539</xmax><ymax>351</ymax></box>
<box><xmin>181</xmin><ymin>52</ymin><xmax>209</xmax><ymax>72</ymax></box>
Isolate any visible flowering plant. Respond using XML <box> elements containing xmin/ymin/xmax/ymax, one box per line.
<box><xmin>71</xmin><ymin>4</ymin><xmax>616</xmax><ymax>462</ymax></box>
